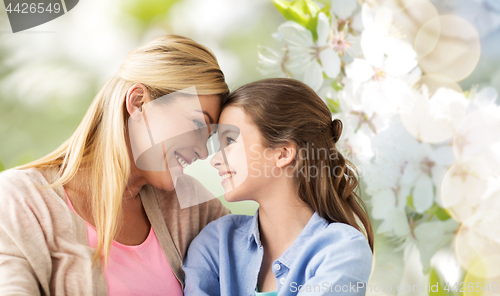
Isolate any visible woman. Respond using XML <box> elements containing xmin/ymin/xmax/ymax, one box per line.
<box><xmin>183</xmin><ymin>78</ymin><xmax>374</xmax><ymax>296</ymax></box>
<box><xmin>0</xmin><ymin>35</ymin><xmax>230</xmax><ymax>295</ymax></box>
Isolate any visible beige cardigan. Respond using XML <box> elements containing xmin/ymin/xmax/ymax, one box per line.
<box><xmin>0</xmin><ymin>168</ymin><xmax>230</xmax><ymax>295</ymax></box>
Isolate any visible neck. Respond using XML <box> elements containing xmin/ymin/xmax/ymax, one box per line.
<box><xmin>255</xmin><ymin>177</ymin><xmax>314</xmax><ymax>257</ymax></box>
<box><xmin>122</xmin><ymin>163</ymin><xmax>149</xmax><ymax>201</ymax></box>
<box><xmin>64</xmin><ymin>158</ymin><xmax>148</xmax><ymax>203</ymax></box>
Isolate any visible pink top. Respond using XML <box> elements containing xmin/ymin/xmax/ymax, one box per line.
<box><xmin>64</xmin><ymin>189</ymin><xmax>183</xmax><ymax>296</ymax></box>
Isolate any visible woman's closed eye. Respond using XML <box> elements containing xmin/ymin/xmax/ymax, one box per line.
<box><xmin>193</xmin><ymin>120</ymin><xmax>205</xmax><ymax>131</ymax></box>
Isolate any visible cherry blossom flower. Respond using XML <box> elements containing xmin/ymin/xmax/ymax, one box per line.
<box><xmin>277</xmin><ymin>12</ymin><xmax>341</xmax><ymax>90</ymax></box>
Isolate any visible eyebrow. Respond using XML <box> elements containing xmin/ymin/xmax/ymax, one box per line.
<box><xmin>219</xmin><ymin>129</ymin><xmax>240</xmax><ymax>138</ymax></box>
<box><xmin>197</xmin><ymin>110</ymin><xmax>214</xmax><ymax>124</ymax></box>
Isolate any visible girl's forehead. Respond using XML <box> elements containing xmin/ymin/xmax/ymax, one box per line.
<box><xmin>220</xmin><ymin>106</ymin><xmax>252</xmax><ymax>124</ymax></box>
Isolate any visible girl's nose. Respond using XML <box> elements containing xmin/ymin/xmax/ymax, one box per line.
<box><xmin>210</xmin><ymin>149</ymin><xmax>224</xmax><ymax>168</ymax></box>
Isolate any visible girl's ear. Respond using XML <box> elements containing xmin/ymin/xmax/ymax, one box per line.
<box><xmin>276</xmin><ymin>145</ymin><xmax>296</xmax><ymax>168</ymax></box>
<box><xmin>126</xmin><ymin>84</ymin><xmax>150</xmax><ymax>121</ymax></box>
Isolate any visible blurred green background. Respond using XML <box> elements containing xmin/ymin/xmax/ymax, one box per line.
<box><xmin>1</xmin><ymin>0</ymin><xmax>500</xmax><ymax>215</ymax></box>
<box><xmin>0</xmin><ymin>0</ymin><xmax>287</xmax><ymax>215</ymax></box>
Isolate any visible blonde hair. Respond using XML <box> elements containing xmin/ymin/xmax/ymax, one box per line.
<box><xmin>17</xmin><ymin>35</ymin><xmax>229</xmax><ymax>264</ymax></box>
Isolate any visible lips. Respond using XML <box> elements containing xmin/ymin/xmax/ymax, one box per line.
<box><xmin>220</xmin><ymin>171</ymin><xmax>237</xmax><ymax>181</ymax></box>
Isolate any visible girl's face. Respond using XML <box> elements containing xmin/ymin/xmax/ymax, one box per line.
<box><xmin>210</xmin><ymin>106</ymin><xmax>279</xmax><ymax>202</ymax></box>
<box><xmin>136</xmin><ymin>94</ymin><xmax>221</xmax><ymax>192</ymax></box>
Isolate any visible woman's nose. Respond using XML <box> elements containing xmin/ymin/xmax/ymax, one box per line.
<box><xmin>193</xmin><ymin>143</ymin><xmax>209</xmax><ymax>160</ymax></box>
<box><xmin>210</xmin><ymin>150</ymin><xmax>224</xmax><ymax>168</ymax></box>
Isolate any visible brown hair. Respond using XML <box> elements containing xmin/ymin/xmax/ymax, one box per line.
<box><xmin>225</xmin><ymin>78</ymin><xmax>374</xmax><ymax>251</ymax></box>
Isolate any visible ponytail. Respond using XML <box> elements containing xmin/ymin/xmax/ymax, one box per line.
<box><xmin>296</xmin><ymin>119</ymin><xmax>374</xmax><ymax>251</ymax></box>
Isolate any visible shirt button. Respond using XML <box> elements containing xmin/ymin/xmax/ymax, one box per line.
<box><xmin>273</xmin><ymin>264</ymin><xmax>281</xmax><ymax>271</ymax></box>
<box><xmin>280</xmin><ymin>278</ymin><xmax>286</xmax><ymax>285</ymax></box>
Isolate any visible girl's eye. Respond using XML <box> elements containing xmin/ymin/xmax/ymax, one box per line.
<box><xmin>226</xmin><ymin>137</ymin><xmax>235</xmax><ymax>145</ymax></box>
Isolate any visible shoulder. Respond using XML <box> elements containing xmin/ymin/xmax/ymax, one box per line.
<box><xmin>311</xmin><ymin>222</ymin><xmax>372</xmax><ymax>256</ymax></box>
<box><xmin>324</xmin><ymin>222</ymin><xmax>370</xmax><ymax>242</ymax></box>
<box><xmin>186</xmin><ymin>214</ymin><xmax>253</xmax><ymax>257</ymax></box>
<box><xmin>0</xmin><ymin>168</ymin><xmax>40</xmax><ymax>185</ymax></box>
<box><xmin>0</xmin><ymin>167</ymin><xmax>66</xmax><ymax>225</ymax></box>
<box><xmin>193</xmin><ymin>214</ymin><xmax>253</xmax><ymax>243</ymax></box>
<box><xmin>0</xmin><ymin>168</ymin><xmax>47</xmax><ymax>203</ymax></box>
<box><xmin>302</xmin><ymin>222</ymin><xmax>373</xmax><ymax>278</ymax></box>
<box><xmin>0</xmin><ymin>168</ymin><xmax>62</xmax><ymax>247</ymax></box>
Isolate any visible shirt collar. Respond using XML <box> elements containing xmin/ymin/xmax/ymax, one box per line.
<box><xmin>247</xmin><ymin>210</ymin><xmax>261</xmax><ymax>250</ymax></box>
<box><xmin>246</xmin><ymin>210</ymin><xmax>329</xmax><ymax>266</ymax></box>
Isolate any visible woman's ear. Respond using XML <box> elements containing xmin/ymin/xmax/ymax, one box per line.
<box><xmin>275</xmin><ymin>145</ymin><xmax>296</xmax><ymax>168</ymax></box>
<box><xmin>126</xmin><ymin>84</ymin><xmax>150</xmax><ymax>121</ymax></box>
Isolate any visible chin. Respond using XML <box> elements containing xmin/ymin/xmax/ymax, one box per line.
<box><xmin>222</xmin><ymin>186</ymin><xmax>248</xmax><ymax>203</ymax></box>
<box><xmin>161</xmin><ymin>182</ymin><xmax>176</xmax><ymax>192</ymax></box>
<box><xmin>147</xmin><ymin>171</ymin><xmax>176</xmax><ymax>192</ymax></box>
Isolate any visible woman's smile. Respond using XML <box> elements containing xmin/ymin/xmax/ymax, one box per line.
<box><xmin>174</xmin><ymin>151</ymin><xmax>195</xmax><ymax>173</ymax></box>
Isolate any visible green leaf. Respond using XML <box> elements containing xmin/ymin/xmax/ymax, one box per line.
<box><xmin>407</xmin><ymin>194</ymin><xmax>415</xmax><ymax>210</ymax></box>
<box><xmin>291</xmin><ymin>0</ymin><xmax>319</xmax><ymax>17</ymax></box>
<box><xmin>425</xmin><ymin>203</ymin><xmax>451</xmax><ymax>221</ymax></box>
<box><xmin>331</xmin><ymin>80</ymin><xmax>344</xmax><ymax>91</ymax></box>
<box><xmin>411</xmin><ymin>212</ymin><xmax>423</xmax><ymax>222</ymax></box>
<box><xmin>306</xmin><ymin>14</ymin><xmax>319</xmax><ymax>40</ymax></box>
<box><xmin>327</xmin><ymin>98</ymin><xmax>341</xmax><ymax>114</ymax></box>
<box><xmin>435</xmin><ymin>207</ymin><xmax>451</xmax><ymax>221</ymax></box>
<box><xmin>273</xmin><ymin>0</ymin><xmax>322</xmax><ymax>40</ymax></box>
<box><xmin>429</xmin><ymin>268</ymin><xmax>448</xmax><ymax>296</ymax></box>
<box><xmin>273</xmin><ymin>0</ymin><xmax>309</xmax><ymax>25</ymax></box>
<box><xmin>123</xmin><ymin>0</ymin><xmax>183</xmax><ymax>27</ymax></box>
<box><xmin>315</xmin><ymin>0</ymin><xmax>331</xmax><ymax>5</ymax></box>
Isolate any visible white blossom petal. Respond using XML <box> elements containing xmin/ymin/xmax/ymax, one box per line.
<box><xmin>413</xmin><ymin>174</ymin><xmax>434</xmax><ymax>213</ymax></box>
<box><xmin>413</xmin><ymin>220</ymin><xmax>460</xmax><ymax>273</ymax></box>
<box><xmin>303</xmin><ymin>60</ymin><xmax>324</xmax><ymax>91</ymax></box>
<box><xmin>316</xmin><ymin>12</ymin><xmax>330</xmax><ymax>47</ymax></box>
<box><xmin>345</xmin><ymin>58</ymin><xmax>374</xmax><ymax>82</ymax></box>
<box><xmin>319</xmin><ymin>49</ymin><xmax>341</xmax><ymax>78</ymax></box>
<box><xmin>378</xmin><ymin>209</ymin><xmax>411</xmax><ymax>236</ymax></box>
<box><xmin>278</xmin><ymin>21</ymin><xmax>314</xmax><ymax>48</ymax></box>
<box><xmin>372</xmin><ymin>189</ymin><xmax>395</xmax><ymax>219</ymax></box>
<box><xmin>384</xmin><ymin>39</ymin><xmax>418</xmax><ymax>77</ymax></box>
<box><xmin>272</xmin><ymin>31</ymin><xmax>284</xmax><ymax>42</ymax></box>
<box><xmin>361</xmin><ymin>28</ymin><xmax>385</xmax><ymax>68</ymax></box>
<box><xmin>431</xmin><ymin>145</ymin><xmax>456</xmax><ymax>167</ymax></box>
<box><xmin>360</xmin><ymin>78</ymin><xmax>409</xmax><ymax>116</ymax></box>
<box><xmin>361</xmin><ymin>3</ymin><xmax>375</xmax><ymax>29</ymax></box>
<box><xmin>331</xmin><ymin>0</ymin><xmax>358</xmax><ymax>20</ymax></box>
<box><xmin>351</xmin><ymin>12</ymin><xmax>364</xmax><ymax>32</ymax></box>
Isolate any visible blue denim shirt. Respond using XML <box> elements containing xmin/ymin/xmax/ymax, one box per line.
<box><xmin>183</xmin><ymin>211</ymin><xmax>373</xmax><ymax>296</ymax></box>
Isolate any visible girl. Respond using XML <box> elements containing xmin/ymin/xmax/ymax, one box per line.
<box><xmin>0</xmin><ymin>35</ymin><xmax>230</xmax><ymax>295</ymax></box>
<box><xmin>183</xmin><ymin>78</ymin><xmax>374</xmax><ymax>296</ymax></box>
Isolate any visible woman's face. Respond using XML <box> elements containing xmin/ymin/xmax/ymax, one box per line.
<box><xmin>137</xmin><ymin>94</ymin><xmax>222</xmax><ymax>192</ymax></box>
<box><xmin>210</xmin><ymin>106</ymin><xmax>279</xmax><ymax>202</ymax></box>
